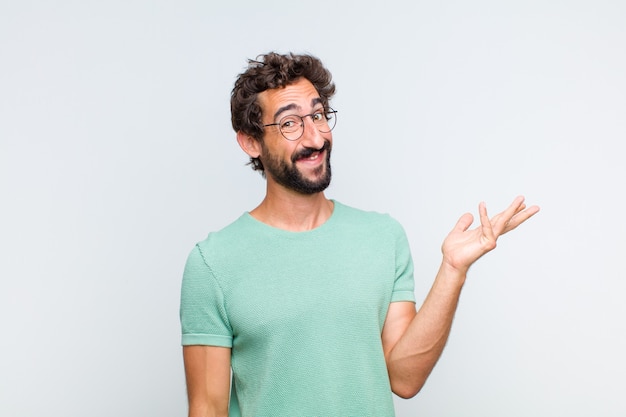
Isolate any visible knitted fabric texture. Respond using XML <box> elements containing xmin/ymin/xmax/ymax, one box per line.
<box><xmin>180</xmin><ymin>201</ymin><xmax>416</xmax><ymax>416</ymax></box>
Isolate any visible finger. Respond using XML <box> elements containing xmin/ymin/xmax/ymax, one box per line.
<box><xmin>502</xmin><ymin>204</ymin><xmax>540</xmax><ymax>234</ymax></box>
<box><xmin>491</xmin><ymin>196</ymin><xmax>527</xmax><ymax>235</ymax></box>
<box><xmin>479</xmin><ymin>201</ymin><xmax>496</xmax><ymax>241</ymax></box>
<box><xmin>507</xmin><ymin>195</ymin><xmax>527</xmax><ymax>217</ymax></box>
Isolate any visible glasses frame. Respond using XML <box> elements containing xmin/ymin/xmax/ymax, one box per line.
<box><xmin>263</xmin><ymin>107</ymin><xmax>338</xmax><ymax>141</ymax></box>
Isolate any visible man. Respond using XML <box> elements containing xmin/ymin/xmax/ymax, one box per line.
<box><xmin>180</xmin><ymin>52</ymin><xmax>539</xmax><ymax>416</ymax></box>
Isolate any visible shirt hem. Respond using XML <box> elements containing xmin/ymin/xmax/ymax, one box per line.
<box><xmin>181</xmin><ymin>333</ymin><xmax>233</xmax><ymax>347</ymax></box>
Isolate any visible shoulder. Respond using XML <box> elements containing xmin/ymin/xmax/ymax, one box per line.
<box><xmin>330</xmin><ymin>200</ymin><xmax>408</xmax><ymax>243</ymax></box>
<box><xmin>187</xmin><ymin>213</ymin><xmax>253</xmax><ymax>262</ymax></box>
<box><xmin>332</xmin><ymin>200</ymin><xmax>405</xmax><ymax>230</ymax></box>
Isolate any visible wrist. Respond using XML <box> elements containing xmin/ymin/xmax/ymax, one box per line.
<box><xmin>438</xmin><ymin>259</ymin><xmax>468</xmax><ymax>285</ymax></box>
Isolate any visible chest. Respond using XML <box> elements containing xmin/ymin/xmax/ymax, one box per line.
<box><xmin>220</xmin><ymin>236</ymin><xmax>397</xmax><ymax>346</ymax></box>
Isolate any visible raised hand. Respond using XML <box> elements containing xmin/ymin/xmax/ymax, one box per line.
<box><xmin>441</xmin><ymin>196</ymin><xmax>540</xmax><ymax>274</ymax></box>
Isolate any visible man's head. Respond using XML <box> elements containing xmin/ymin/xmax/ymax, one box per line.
<box><xmin>230</xmin><ymin>52</ymin><xmax>336</xmax><ymax>177</ymax></box>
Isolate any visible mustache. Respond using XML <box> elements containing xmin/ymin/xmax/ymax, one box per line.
<box><xmin>292</xmin><ymin>140</ymin><xmax>331</xmax><ymax>162</ymax></box>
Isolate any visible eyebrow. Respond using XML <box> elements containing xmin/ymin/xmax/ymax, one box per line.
<box><xmin>272</xmin><ymin>97</ymin><xmax>324</xmax><ymax>120</ymax></box>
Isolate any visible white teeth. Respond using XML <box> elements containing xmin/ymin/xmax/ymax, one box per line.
<box><xmin>298</xmin><ymin>151</ymin><xmax>321</xmax><ymax>161</ymax></box>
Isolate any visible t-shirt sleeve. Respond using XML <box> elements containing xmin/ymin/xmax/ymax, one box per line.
<box><xmin>179</xmin><ymin>244</ymin><xmax>233</xmax><ymax>347</ymax></box>
<box><xmin>390</xmin><ymin>220</ymin><xmax>416</xmax><ymax>303</ymax></box>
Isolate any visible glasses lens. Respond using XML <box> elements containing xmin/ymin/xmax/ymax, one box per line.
<box><xmin>278</xmin><ymin>115</ymin><xmax>301</xmax><ymax>141</ymax></box>
<box><xmin>317</xmin><ymin>108</ymin><xmax>337</xmax><ymax>133</ymax></box>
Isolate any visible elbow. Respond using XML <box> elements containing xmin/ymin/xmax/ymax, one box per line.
<box><xmin>390</xmin><ymin>380</ymin><xmax>423</xmax><ymax>399</ymax></box>
<box><xmin>386</xmin><ymin>353</ymin><xmax>434</xmax><ymax>399</ymax></box>
<box><xmin>388</xmin><ymin>363</ymin><xmax>429</xmax><ymax>399</ymax></box>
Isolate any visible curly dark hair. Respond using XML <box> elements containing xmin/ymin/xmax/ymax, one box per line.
<box><xmin>230</xmin><ymin>52</ymin><xmax>336</xmax><ymax>172</ymax></box>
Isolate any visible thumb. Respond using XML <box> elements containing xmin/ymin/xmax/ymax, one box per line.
<box><xmin>453</xmin><ymin>212</ymin><xmax>474</xmax><ymax>233</ymax></box>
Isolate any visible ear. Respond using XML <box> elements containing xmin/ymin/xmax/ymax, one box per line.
<box><xmin>236</xmin><ymin>131</ymin><xmax>262</xmax><ymax>159</ymax></box>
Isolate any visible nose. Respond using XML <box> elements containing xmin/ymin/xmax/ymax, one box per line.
<box><xmin>299</xmin><ymin>115</ymin><xmax>328</xmax><ymax>148</ymax></box>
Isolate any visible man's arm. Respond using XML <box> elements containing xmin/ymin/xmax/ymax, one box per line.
<box><xmin>382</xmin><ymin>196</ymin><xmax>539</xmax><ymax>398</ymax></box>
<box><xmin>382</xmin><ymin>265</ymin><xmax>465</xmax><ymax>398</ymax></box>
<box><xmin>183</xmin><ymin>345</ymin><xmax>231</xmax><ymax>417</ymax></box>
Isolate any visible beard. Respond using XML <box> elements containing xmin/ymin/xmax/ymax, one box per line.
<box><xmin>261</xmin><ymin>140</ymin><xmax>332</xmax><ymax>195</ymax></box>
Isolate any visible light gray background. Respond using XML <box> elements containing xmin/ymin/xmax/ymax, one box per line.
<box><xmin>1</xmin><ymin>1</ymin><xmax>625</xmax><ymax>416</ymax></box>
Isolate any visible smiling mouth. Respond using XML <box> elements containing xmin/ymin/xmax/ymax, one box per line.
<box><xmin>293</xmin><ymin>141</ymin><xmax>331</xmax><ymax>163</ymax></box>
<box><xmin>296</xmin><ymin>150</ymin><xmax>324</xmax><ymax>162</ymax></box>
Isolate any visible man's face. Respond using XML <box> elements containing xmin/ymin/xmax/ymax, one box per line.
<box><xmin>257</xmin><ymin>78</ymin><xmax>332</xmax><ymax>195</ymax></box>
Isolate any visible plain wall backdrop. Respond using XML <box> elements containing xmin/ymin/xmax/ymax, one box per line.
<box><xmin>1</xmin><ymin>1</ymin><xmax>625</xmax><ymax>416</ymax></box>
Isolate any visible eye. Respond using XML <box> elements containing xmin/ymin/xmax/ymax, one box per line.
<box><xmin>280</xmin><ymin>116</ymin><xmax>300</xmax><ymax>131</ymax></box>
<box><xmin>311</xmin><ymin>111</ymin><xmax>325</xmax><ymax>123</ymax></box>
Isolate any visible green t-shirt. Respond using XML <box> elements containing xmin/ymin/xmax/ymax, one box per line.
<box><xmin>180</xmin><ymin>201</ymin><xmax>415</xmax><ymax>416</ymax></box>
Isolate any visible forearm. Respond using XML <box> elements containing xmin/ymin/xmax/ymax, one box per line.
<box><xmin>188</xmin><ymin>404</ymin><xmax>228</xmax><ymax>417</ymax></box>
<box><xmin>183</xmin><ymin>346</ymin><xmax>231</xmax><ymax>417</ymax></box>
<box><xmin>386</xmin><ymin>262</ymin><xmax>466</xmax><ymax>398</ymax></box>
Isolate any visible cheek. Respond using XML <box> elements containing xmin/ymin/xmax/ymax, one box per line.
<box><xmin>264</xmin><ymin>139</ymin><xmax>297</xmax><ymax>158</ymax></box>
<box><xmin>259</xmin><ymin>142</ymin><xmax>290</xmax><ymax>165</ymax></box>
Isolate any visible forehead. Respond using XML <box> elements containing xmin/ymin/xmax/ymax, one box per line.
<box><xmin>258</xmin><ymin>78</ymin><xmax>323</xmax><ymax>120</ymax></box>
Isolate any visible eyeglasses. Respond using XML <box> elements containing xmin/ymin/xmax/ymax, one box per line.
<box><xmin>263</xmin><ymin>108</ymin><xmax>338</xmax><ymax>141</ymax></box>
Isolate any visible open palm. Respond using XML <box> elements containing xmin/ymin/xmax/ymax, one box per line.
<box><xmin>441</xmin><ymin>196</ymin><xmax>540</xmax><ymax>273</ymax></box>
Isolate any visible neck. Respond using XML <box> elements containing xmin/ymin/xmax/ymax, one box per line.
<box><xmin>249</xmin><ymin>185</ymin><xmax>334</xmax><ymax>232</ymax></box>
